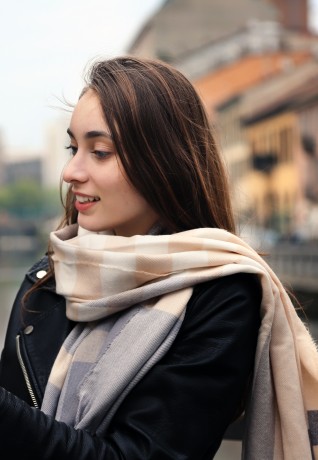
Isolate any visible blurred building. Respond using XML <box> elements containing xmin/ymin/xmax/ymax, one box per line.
<box><xmin>215</xmin><ymin>61</ymin><xmax>317</xmax><ymax>219</ymax></box>
<box><xmin>128</xmin><ymin>0</ymin><xmax>310</xmax><ymax>67</ymax></box>
<box><xmin>0</xmin><ymin>112</ymin><xmax>70</xmax><ymax>190</ymax></box>
<box><xmin>127</xmin><ymin>0</ymin><xmax>318</xmax><ymax>240</ymax></box>
<box><xmin>43</xmin><ymin>114</ymin><xmax>71</xmax><ymax>188</ymax></box>
<box><xmin>0</xmin><ymin>130</ymin><xmax>4</xmax><ymax>186</ymax></box>
<box><xmin>271</xmin><ymin>0</ymin><xmax>308</xmax><ymax>32</ymax></box>
<box><xmin>211</xmin><ymin>59</ymin><xmax>318</xmax><ymax>240</ymax></box>
<box><xmin>4</xmin><ymin>157</ymin><xmax>43</xmax><ymax>185</ymax></box>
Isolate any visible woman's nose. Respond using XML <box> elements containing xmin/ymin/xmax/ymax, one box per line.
<box><xmin>63</xmin><ymin>153</ymin><xmax>88</xmax><ymax>184</ymax></box>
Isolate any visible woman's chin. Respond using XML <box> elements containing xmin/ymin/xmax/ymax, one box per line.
<box><xmin>77</xmin><ymin>220</ymin><xmax>113</xmax><ymax>234</ymax></box>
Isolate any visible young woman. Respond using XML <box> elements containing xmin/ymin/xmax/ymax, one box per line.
<box><xmin>0</xmin><ymin>56</ymin><xmax>317</xmax><ymax>460</ymax></box>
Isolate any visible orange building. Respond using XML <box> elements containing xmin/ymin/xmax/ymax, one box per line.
<box><xmin>227</xmin><ymin>65</ymin><xmax>318</xmax><ymax>239</ymax></box>
<box><xmin>195</xmin><ymin>54</ymin><xmax>318</xmax><ymax>236</ymax></box>
<box><xmin>193</xmin><ymin>51</ymin><xmax>313</xmax><ymax>117</ymax></box>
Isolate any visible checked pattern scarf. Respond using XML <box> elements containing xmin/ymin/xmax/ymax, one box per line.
<box><xmin>41</xmin><ymin>223</ymin><xmax>318</xmax><ymax>459</ymax></box>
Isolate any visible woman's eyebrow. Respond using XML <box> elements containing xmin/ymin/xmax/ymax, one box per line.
<box><xmin>84</xmin><ymin>130</ymin><xmax>113</xmax><ymax>140</ymax></box>
<box><xmin>66</xmin><ymin>128</ymin><xmax>112</xmax><ymax>140</ymax></box>
<box><xmin>66</xmin><ymin>128</ymin><xmax>75</xmax><ymax>139</ymax></box>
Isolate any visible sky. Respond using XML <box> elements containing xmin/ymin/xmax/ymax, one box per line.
<box><xmin>0</xmin><ymin>0</ymin><xmax>165</xmax><ymax>154</ymax></box>
<box><xmin>0</xmin><ymin>0</ymin><xmax>318</xmax><ymax>155</ymax></box>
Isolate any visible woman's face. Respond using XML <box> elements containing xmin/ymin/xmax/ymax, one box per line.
<box><xmin>63</xmin><ymin>89</ymin><xmax>159</xmax><ymax>236</ymax></box>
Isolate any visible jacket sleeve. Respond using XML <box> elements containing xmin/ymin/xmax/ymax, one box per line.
<box><xmin>0</xmin><ymin>273</ymin><xmax>261</xmax><ymax>460</ymax></box>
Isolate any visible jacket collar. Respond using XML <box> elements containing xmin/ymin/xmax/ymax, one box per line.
<box><xmin>26</xmin><ymin>255</ymin><xmax>56</xmax><ymax>290</ymax></box>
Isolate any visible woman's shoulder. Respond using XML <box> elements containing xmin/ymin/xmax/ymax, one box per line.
<box><xmin>25</xmin><ymin>255</ymin><xmax>50</xmax><ymax>283</ymax></box>
<box><xmin>183</xmin><ymin>272</ymin><xmax>262</xmax><ymax>332</ymax></box>
<box><xmin>7</xmin><ymin>255</ymin><xmax>59</xmax><ymax>330</ymax></box>
<box><xmin>191</xmin><ymin>272</ymin><xmax>261</xmax><ymax>304</ymax></box>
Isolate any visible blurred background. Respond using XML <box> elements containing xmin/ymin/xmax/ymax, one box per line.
<box><xmin>1</xmin><ymin>1</ymin><xmax>318</xmax><ymax>457</ymax></box>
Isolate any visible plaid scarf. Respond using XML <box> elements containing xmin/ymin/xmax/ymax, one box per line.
<box><xmin>41</xmin><ymin>223</ymin><xmax>318</xmax><ymax>459</ymax></box>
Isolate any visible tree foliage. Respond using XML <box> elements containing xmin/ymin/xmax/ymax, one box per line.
<box><xmin>0</xmin><ymin>180</ymin><xmax>61</xmax><ymax>220</ymax></box>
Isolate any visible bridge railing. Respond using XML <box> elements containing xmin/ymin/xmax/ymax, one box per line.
<box><xmin>265</xmin><ymin>243</ymin><xmax>318</xmax><ymax>292</ymax></box>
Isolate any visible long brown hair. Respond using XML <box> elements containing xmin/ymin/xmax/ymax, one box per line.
<box><xmin>64</xmin><ymin>56</ymin><xmax>235</xmax><ymax>232</ymax></box>
<box><xmin>28</xmin><ymin>56</ymin><xmax>236</xmax><ymax>294</ymax></box>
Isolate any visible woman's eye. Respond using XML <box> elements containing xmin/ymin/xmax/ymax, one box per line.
<box><xmin>92</xmin><ymin>150</ymin><xmax>111</xmax><ymax>160</ymax></box>
<box><xmin>65</xmin><ymin>145</ymin><xmax>78</xmax><ymax>156</ymax></box>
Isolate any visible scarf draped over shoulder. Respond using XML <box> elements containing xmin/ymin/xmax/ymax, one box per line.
<box><xmin>41</xmin><ymin>223</ymin><xmax>318</xmax><ymax>459</ymax></box>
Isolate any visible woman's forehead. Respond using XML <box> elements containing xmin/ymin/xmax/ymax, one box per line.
<box><xmin>69</xmin><ymin>90</ymin><xmax>112</xmax><ymax>138</ymax></box>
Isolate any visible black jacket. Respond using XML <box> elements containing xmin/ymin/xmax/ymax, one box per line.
<box><xmin>0</xmin><ymin>256</ymin><xmax>261</xmax><ymax>459</ymax></box>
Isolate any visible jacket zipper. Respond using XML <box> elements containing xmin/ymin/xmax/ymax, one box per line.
<box><xmin>16</xmin><ymin>334</ymin><xmax>39</xmax><ymax>408</ymax></box>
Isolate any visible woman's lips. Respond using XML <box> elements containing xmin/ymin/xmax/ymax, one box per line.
<box><xmin>75</xmin><ymin>200</ymin><xmax>99</xmax><ymax>212</ymax></box>
<box><xmin>74</xmin><ymin>194</ymin><xmax>100</xmax><ymax>212</ymax></box>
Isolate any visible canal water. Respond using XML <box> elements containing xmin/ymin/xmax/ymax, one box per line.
<box><xmin>0</xmin><ymin>269</ymin><xmax>318</xmax><ymax>460</ymax></box>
